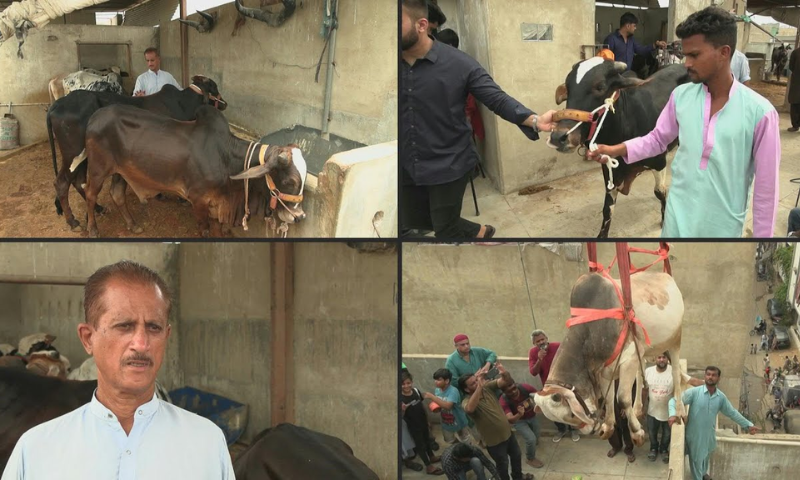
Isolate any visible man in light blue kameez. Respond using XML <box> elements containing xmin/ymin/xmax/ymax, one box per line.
<box><xmin>668</xmin><ymin>366</ymin><xmax>758</xmax><ymax>480</ymax></box>
<box><xmin>590</xmin><ymin>7</ymin><xmax>780</xmax><ymax>238</ymax></box>
<box><xmin>445</xmin><ymin>333</ymin><xmax>497</xmax><ymax>379</ymax></box>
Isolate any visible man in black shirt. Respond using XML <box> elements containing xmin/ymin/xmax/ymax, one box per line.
<box><xmin>441</xmin><ymin>442</ymin><xmax>501</xmax><ymax>480</ymax></box>
<box><xmin>400</xmin><ymin>0</ymin><xmax>556</xmax><ymax>238</ymax></box>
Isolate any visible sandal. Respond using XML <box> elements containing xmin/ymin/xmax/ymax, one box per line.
<box><xmin>607</xmin><ymin>448</ymin><xmax>619</xmax><ymax>458</ymax></box>
<box><xmin>404</xmin><ymin>459</ymin><xmax>423</xmax><ymax>471</ymax></box>
<box><xmin>626</xmin><ymin>452</ymin><xmax>636</xmax><ymax>463</ymax></box>
<box><xmin>662</xmin><ymin>453</ymin><xmax>670</xmax><ymax>464</ymax></box>
<box><xmin>426</xmin><ymin>466</ymin><xmax>445</xmax><ymax>475</ymax></box>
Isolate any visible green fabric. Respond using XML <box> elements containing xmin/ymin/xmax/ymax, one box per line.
<box><xmin>669</xmin><ymin>385</ymin><xmax>753</xmax><ymax>480</ymax></box>
<box><xmin>445</xmin><ymin>347</ymin><xmax>497</xmax><ymax>380</ymax></box>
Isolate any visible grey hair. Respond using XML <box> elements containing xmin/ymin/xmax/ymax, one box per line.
<box><xmin>531</xmin><ymin>329</ymin><xmax>547</xmax><ymax>339</ymax></box>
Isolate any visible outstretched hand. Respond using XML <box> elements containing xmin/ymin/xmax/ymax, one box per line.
<box><xmin>536</xmin><ymin>110</ymin><xmax>557</xmax><ymax>133</ymax></box>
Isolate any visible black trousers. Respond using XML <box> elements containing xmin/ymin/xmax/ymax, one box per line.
<box><xmin>402</xmin><ymin>171</ymin><xmax>481</xmax><ymax>238</ymax></box>
<box><xmin>788</xmin><ymin>208</ymin><xmax>800</xmax><ymax>234</ymax></box>
<box><xmin>791</xmin><ymin>103</ymin><xmax>800</xmax><ymax>129</ymax></box>
<box><xmin>408</xmin><ymin>421</ymin><xmax>434</xmax><ymax>466</ymax></box>
<box><xmin>485</xmin><ymin>433</ymin><xmax>523</xmax><ymax>480</ymax></box>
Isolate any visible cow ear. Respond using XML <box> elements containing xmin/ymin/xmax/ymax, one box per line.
<box><xmin>610</xmin><ymin>75</ymin><xmax>644</xmax><ymax>90</ymax></box>
<box><xmin>555</xmin><ymin>84</ymin><xmax>568</xmax><ymax>105</ymax></box>
<box><xmin>277</xmin><ymin>150</ymin><xmax>290</xmax><ymax>167</ymax></box>
<box><xmin>230</xmin><ymin>164</ymin><xmax>270</xmax><ymax>180</ymax></box>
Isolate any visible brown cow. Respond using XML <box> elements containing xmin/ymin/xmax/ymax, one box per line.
<box><xmin>79</xmin><ymin>104</ymin><xmax>307</xmax><ymax>237</ymax></box>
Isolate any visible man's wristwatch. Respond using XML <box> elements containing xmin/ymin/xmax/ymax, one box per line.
<box><xmin>532</xmin><ymin>114</ymin><xmax>539</xmax><ymax>132</ymax></box>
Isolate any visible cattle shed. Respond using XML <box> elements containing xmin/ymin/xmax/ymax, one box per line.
<box><xmin>402</xmin><ymin>242</ymin><xmax>758</xmax><ymax>432</ymax></box>
<box><xmin>433</xmin><ymin>0</ymin><xmax>750</xmax><ymax>196</ymax></box>
<box><xmin>0</xmin><ymin>241</ymin><xmax>398</xmax><ymax>479</ymax></box>
<box><xmin>0</xmin><ymin>0</ymin><xmax>397</xmax><ymax>238</ymax></box>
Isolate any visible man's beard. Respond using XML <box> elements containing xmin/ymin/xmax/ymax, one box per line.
<box><xmin>705</xmin><ymin>378</ymin><xmax>717</xmax><ymax>387</ymax></box>
<box><xmin>401</xmin><ymin>29</ymin><xmax>419</xmax><ymax>51</ymax></box>
<box><xmin>657</xmin><ymin>362</ymin><xmax>667</xmax><ymax>369</ymax></box>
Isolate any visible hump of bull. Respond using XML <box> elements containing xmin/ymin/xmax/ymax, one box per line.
<box><xmin>0</xmin><ymin>368</ymin><xmax>96</xmax><ymax>471</ymax></box>
<box><xmin>233</xmin><ymin>423</ymin><xmax>379</xmax><ymax>480</ymax></box>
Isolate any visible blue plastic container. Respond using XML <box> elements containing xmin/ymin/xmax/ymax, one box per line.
<box><xmin>168</xmin><ymin>386</ymin><xmax>248</xmax><ymax>445</ymax></box>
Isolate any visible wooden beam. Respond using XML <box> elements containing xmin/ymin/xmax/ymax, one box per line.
<box><xmin>270</xmin><ymin>243</ymin><xmax>295</xmax><ymax>425</ymax></box>
<box><xmin>180</xmin><ymin>0</ymin><xmax>189</xmax><ymax>88</ymax></box>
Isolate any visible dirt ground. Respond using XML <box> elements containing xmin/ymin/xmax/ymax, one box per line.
<box><xmin>750</xmin><ymin>80</ymin><xmax>789</xmax><ymax>107</ymax></box>
<box><xmin>0</xmin><ymin>141</ymin><xmax>208</xmax><ymax>238</ymax></box>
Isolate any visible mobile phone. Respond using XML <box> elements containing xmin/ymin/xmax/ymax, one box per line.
<box><xmin>485</xmin><ymin>367</ymin><xmax>499</xmax><ymax>380</ymax></box>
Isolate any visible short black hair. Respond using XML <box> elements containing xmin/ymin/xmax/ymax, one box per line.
<box><xmin>402</xmin><ymin>0</ymin><xmax>428</xmax><ymax>22</ymax></box>
<box><xmin>437</xmin><ymin>28</ymin><xmax>459</xmax><ymax>48</ymax></box>
<box><xmin>401</xmin><ymin>371</ymin><xmax>413</xmax><ymax>385</ymax></box>
<box><xmin>705</xmin><ymin>366</ymin><xmax>722</xmax><ymax>376</ymax></box>
<box><xmin>675</xmin><ymin>6</ymin><xmax>737</xmax><ymax>52</ymax></box>
<box><xmin>457</xmin><ymin>373</ymin><xmax>472</xmax><ymax>393</ymax></box>
<box><xmin>620</xmin><ymin>13</ymin><xmax>638</xmax><ymax>28</ymax></box>
<box><xmin>433</xmin><ymin>368</ymin><xmax>453</xmax><ymax>381</ymax></box>
<box><xmin>451</xmin><ymin>442</ymin><xmax>474</xmax><ymax>459</ymax></box>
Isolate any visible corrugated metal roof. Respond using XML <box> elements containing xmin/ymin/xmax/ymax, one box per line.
<box><xmin>123</xmin><ymin>0</ymin><xmax>179</xmax><ymax>27</ymax></box>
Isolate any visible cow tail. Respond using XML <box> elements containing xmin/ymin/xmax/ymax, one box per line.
<box><xmin>47</xmin><ymin>112</ymin><xmax>63</xmax><ymax>215</ymax></box>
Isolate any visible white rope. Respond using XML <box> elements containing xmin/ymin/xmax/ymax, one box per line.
<box><xmin>566</xmin><ymin>94</ymin><xmax>619</xmax><ymax>190</ymax></box>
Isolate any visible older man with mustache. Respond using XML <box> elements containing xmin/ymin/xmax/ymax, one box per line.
<box><xmin>2</xmin><ymin>261</ymin><xmax>234</xmax><ymax>480</ymax></box>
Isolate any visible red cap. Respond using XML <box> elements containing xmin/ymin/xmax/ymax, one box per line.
<box><xmin>453</xmin><ymin>334</ymin><xmax>469</xmax><ymax>344</ymax></box>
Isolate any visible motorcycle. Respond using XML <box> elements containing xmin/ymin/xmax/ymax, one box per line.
<box><xmin>750</xmin><ymin>315</ymin><xmax>768</xmax><ymax>336</ymax></box>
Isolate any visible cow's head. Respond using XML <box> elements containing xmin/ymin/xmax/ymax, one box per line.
<box><xmin>191</xmin><ymin>75</ymin><xmax>227</xmax><ymax>111</ymax></box>
<box><xmin>548</xmin><ymin>58</ymin><xmax>642</xmax><ymax>153</ymax></box>
<box><xmin>230</xmin><ymin>144</ymin><xmax>307</xmax><ymax>224</ymax></box>
<box><xmin>532</xmin><ymin>384</ymin><xmax>601</xmax><ymax>435</ymax></box>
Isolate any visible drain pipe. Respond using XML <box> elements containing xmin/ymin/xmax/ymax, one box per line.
<box><xmin>321</xmin><ymin>0</ymin><xmax>339</xmax><ymax>140</ymax></box>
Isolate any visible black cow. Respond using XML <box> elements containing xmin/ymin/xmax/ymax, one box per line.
<box><xmin>549</xmin><ymin>59</ymin><xmax>690</xmax><ymax>237</ymax></box>
<box><xmin>47</xmin><ymin>75</ymin><xmax>227</xmax><ymax>231</ymax></box>
<box><xmin>233</xmin><ymin>423</ymin><xmax>379</xmax><ymax>480</ymax></box>
<box><xmin>81</xmin><ymin>104</ymin><xmax>307</xmax><ymax>238</ymax></box>
<box><xmin>0</xmin><ymin>368</ymin><xmax>96</xmax><ymax>471</ymax></box>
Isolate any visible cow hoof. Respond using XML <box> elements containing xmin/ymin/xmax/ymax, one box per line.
<box><xmin>94</xmin><ymin>204</ymin><xmax>109</xmax><ymax>215</ymax></box>
<box><xmin>631</xmin><ymin>429</ymin><xmax>646</xmax><ymax>447</ymax></box>
<box><xmin>599</xmin><ymin>424</ymin><xmax>615</xmax><ymax>440</ymax></box>
<box><xmin>67</xmin><ymin>218</ymin><xmax>81</xmax><ymax>230</ymax></box>
<box><xmin>129</xmin><ymin>225</ymin><xmax>143</xmax><ymax>234</ymax></box>
<box><xmin>89</xmin><ymin>230</ymin><xmax>99</xmax><ymax>238</ymax></box>
<box><xmin>70</xmin><ymin>223</ymin><xmax>83</xmax><ymax>233</ymax></box>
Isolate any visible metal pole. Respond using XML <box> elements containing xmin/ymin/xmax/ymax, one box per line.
<box><xmin>0</xmin><ymin>275</ymin><xmax>86</xmax><ymax>286</ymax></box>
<box><xmin>321</xmin><ymin>0</ymin><xmax>338</xmax><ymax>140</ymax></box>
<box><xmin>0</xmin><ymin>102</ymin><xmax>50</xmax><ymax>107</ymax></box>
<box><xmin>180</xmin><ymin>0</ymin><xmax>189</xmax><ymax>88</ymax></box>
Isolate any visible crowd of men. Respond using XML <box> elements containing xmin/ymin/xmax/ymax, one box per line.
<box><xmin>401</xmin><ymin>329</ymin><xmax>755</xmax><ymax>480</ymax></box>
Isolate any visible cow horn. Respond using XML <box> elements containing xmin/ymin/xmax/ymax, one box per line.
<box><xmin>614</xmin><ymin>61</ymin><xmax>628</xmax><ymax>73</ymax></box>
<box><xmin>198</xmin><ymin>10</ymin><xmax>215</xmax><ymax>24</ymax></box>
<box><xmin>231</xmin><ymin>164</ymin><xmax>270</xmax><ymax>180</ymax></box>
<box><xmin>178</xmin><ymin>19</ymin><xmax>201</xmax><ymax>31</ymax></box>
<box><xmin>278</xmin><ymin>151</ymin><xmax>290</xmax><ymax>166</ymax></box>
<box><xmin>234</xmin><ymin>0</ymin><xmax>297</xmax><ymax>27</ymax></box>
<box><xmin>555</xmin><ymin>84</ymin><xmax>568</xmax><ymax>105</ymax></box>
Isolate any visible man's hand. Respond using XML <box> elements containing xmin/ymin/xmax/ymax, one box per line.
<box><xmin>134</xmin><ymin>90</ymin><xmax>146</xmax><ymax>97</ymax></box>
<box><xmin>537</xmin><ymin>349</ymin><xmax>547</xmax><ymax>361</ymax></box>
<box><xmin>748</xmin><ymin>426</ymin><xmax>759</xmax><ymax>435</ymax></box>
<box><xmin>536</xmin><ymin>110</ymin><xmax>557</xmax><ymax>133</ymax></box>
<box><xmin>423</xmin><ymin>392</ymin><xmax>434</xmax><ymax>400</ymax></box>
<box><xmin>668</xmin><ymin>415</ymin><xmax>678</xmax><ymax>427</ymax></box>
<box><xmin>586</xmin><ymin>144</ymin><xmax>625</xmax><ymax>163</ymax></box>
<box><xmin>655</xmin><ymin>40</ymin><xmax>668</xmax><ymax>49</ymax></box>
<box><xmin>401</xmin><ymin>403</ymin><xmax>407</xmax><ymax>413</ymax></box>
<box><xmin>496</xmin><ymin>362</ymin><xmax>506</xmax><ymax>375</ymax></box>
<box><xmin>517</xmin><ymin>405</ymin><xmax>526</xmax><ymax>415</ymax></box>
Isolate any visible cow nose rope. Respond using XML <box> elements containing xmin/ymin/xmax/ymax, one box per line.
<box><xmin>565</xmin><ymin>93</ymin><xmax>619</xmax><ymax>190</ymax></box>
<box><xmin>241</xmin><ymin>141</ymin><xmax>259</xmax><ymax>231</ymax></box>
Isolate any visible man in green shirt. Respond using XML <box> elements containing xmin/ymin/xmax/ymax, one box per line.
<box><xmin>445</xmin><ymin>334</ymin><xmax>497</xmax><ymax>379</ymax></box>
<box><xmin>458</xmin><ymin>363</ymin><xmax>533</xmax><ymax>480</ymax></box>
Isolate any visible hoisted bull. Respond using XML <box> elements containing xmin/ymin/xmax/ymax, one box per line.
<box><xmin>79</xmin><ymin>104</ymin><xmax>307</xmax><ymax>237</ymax></box>
<box><xmin>234</xmin><ymin>0</ymin><xmax>296</xmax><ymax>27</ymax></box>
<box><xmin>532</xmin><ymin>270</ymin><xmax>687</xmax><ymax>445</ymax></box>
<box><xmin>548</xmin><ymin>59</ymin><xmax>690</xmax><ymax>237</ymax></box>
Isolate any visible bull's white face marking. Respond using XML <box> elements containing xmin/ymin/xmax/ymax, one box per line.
<box><xmin>291</xmin><ymin>148</ymin><xmax>307</xmax><ymax>206</ymax></box>
<box><xmin>576</xmin><ymin>57</ymin><xmax>605</xmax><ymax>84</ymax></box>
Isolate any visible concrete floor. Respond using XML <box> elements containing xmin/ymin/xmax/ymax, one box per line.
<box><xmin>402</xmin><ymin>425</ymin><xmax>667</xmax><ymax>480</ymax></box>
<box><xmin>460</xmin><ymin>112</ymin><xmax>800</xmax><ymax>238</ymax></box>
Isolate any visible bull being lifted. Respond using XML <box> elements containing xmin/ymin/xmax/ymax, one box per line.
<box><xmin>548</xmin><ymin>59</ymin><xmax>690</xmax><ymax>237</ymax></box>
<box><xmin>47</xmin><ymin>75</ymin><xmax>227</xmax><ymax>231</ymax></box>
<box><xmin>532</xmin><ymin>270</ymin><xmax>687</xmax><ymax>445</ymax></box>
<box><xmin>78</xmin><ymin>104</ymin><xmax>306</xmax><ymax>238</ymax></box>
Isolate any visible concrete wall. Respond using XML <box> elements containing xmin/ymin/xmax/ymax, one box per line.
<box><xmin>0</xmin><ymin>25</ymin><xmax>156</xmax><ymax>145</ymax></box>
<box><xmin>667</xmin><ymin>0</ymin><xmax>711</xmax><ymax>42</ymax></box>
<box><xmin>293</xmin><ymin>242</ymin><xmax>398</xmax><ymax>480</ymax></box>
<box><xmin>0</xmin><ymin>243</ymin><xmax>181</xmax><ymax>386</ymax></box>
<box><xmin>159</xmin><ymin>0</ymin><xmax>396</xmax><ymax>147</ymax></box>
<box><xmin>455</xmin><ymin>0</ymin><xmax>597</xmax><ymax>195</ymax></box>
<box><xmin>403</xmin><ymin>242</ymin><xmax>756</xmax><ymax>425</ymax></box>
<box><xmin>711</xmin><ymin>436</ymin><xmax>800</xmax><ymax>478</ymax></box>
<box><xmin>177</xmin><ymin>243</ymin><xmax>272</xmax><ymax>442</ymax></box>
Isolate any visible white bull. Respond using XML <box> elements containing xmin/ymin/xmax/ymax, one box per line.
<box><xmin>532</xmin><ymin>270</ymin><xmax>686</xmax><ymax>446</ymax></box>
